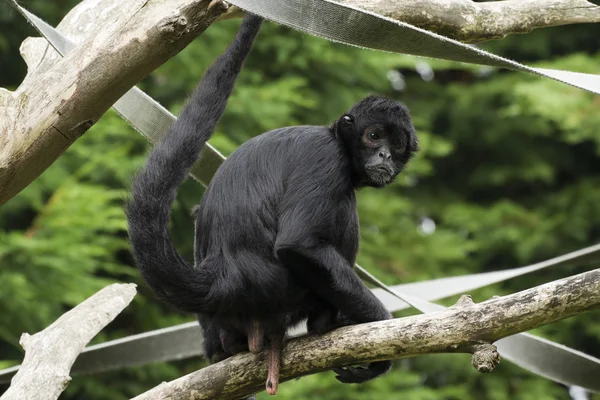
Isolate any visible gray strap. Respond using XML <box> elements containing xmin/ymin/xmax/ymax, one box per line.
<box><xmin>0</xmin><ymin>323</ymin><xmax>205</xmax><ymax>382</ymax></box>
<box><xmin>226</xmin><ymin>0</ymin><xmax>600</xmax><ymax>95</ymax></box>
<box><xmin>495</xmin><ymin>334</ymin><xmax>600</xmax><ymax>390</ymax></box>
<box><xmin>113</xmin><ymin>89</ymin><xmax>225</xmax><ymax>186</ymax></box>
<box><xmin>5</xmin><ymin>0</ymin><xmax>599</xmax><ymax>392</ymax></box>
<box><xmin>369</xmin><ymin>243</ymin><xmax>600</xmax><ymax>311</ymax></box>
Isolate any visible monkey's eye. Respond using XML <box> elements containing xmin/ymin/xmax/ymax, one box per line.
<box><xmin>368</xmin><ymin>132</ymin><xmax>380</xmax><ymax>141</ymax></box>
<box><xmin>342</xmin><ymin>115</ymin><xmax>353</xmax><ymax>124</ymax></box>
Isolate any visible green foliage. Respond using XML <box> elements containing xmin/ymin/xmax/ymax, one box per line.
<box><xmin>1</xmin><ymin>4</ymin><xmax>600</xmax><ymax>400</ymax></box>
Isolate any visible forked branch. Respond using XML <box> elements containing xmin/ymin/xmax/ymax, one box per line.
<box><xmin>0</xmin><ymin>284</ymin><xmax>137</xmax><ymax>400</ymax></box>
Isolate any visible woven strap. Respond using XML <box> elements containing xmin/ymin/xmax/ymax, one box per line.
<box><xmin>228</xmin><ymin>0</ymin><xmax>600</xmax><ymax>95</ymax></box>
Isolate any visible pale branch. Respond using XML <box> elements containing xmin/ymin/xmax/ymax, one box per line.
<box><xmin>131</xmin><ymin>268</ymin><xmax>600</xmax><ymax>400</ymax></box>
<box><xmin>335</xmin><ymin>0</ymin><xmax>600</xmax><ymax>43</ymax></box>
<box><xmin>220</xmin><ymin>0</ymin><xmax>600</xmax><ymax>41</ymax></box>
<box><xmin>2</xmin><ymin>1</ymin><xmax>600</xmax><ymax>206</ymax></box>
<box><xmin>0</xmin><ymin>283</ymin><xmax>137</xmax><ymax>400</ymax></box>
<box><xmin>0</xmin><ymin>0</ymin><xmax>229</xmax><ymax>206</ymax></box>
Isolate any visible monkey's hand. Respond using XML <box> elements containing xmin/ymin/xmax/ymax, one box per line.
<box><xmin>334</xmin><ymin>360</ymin><xmax>392</xmax><ymax>384</ymax></box>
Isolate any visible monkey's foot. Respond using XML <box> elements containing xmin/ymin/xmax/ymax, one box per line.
<box><xmin>265</xmin><ymin>339</ymin><xmax>281</xmax><ymax>395</ymax></box>
<box><xmin>248</xmin><ymin>320</ymin><xmax>265</xmax><ymax>354</ymax></box>
<box><xmin>266</xmin><ymin>377</ymin><xmax>278</xmax><ymax>396</ymax></box>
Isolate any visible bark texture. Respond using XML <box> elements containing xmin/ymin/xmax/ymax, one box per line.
<box><xmin>0</xmin><ymin>284</ymin><xmax>137</xmax><ymax>400</ymax></box>
<box><xmin>131</xmin><ymin>269</ymin><xmax>600</xmax><ymax>400</ymax></box>
<box><xmin>0</xmin><ymin>0</ymin><xmax>228</xmax><ymax>205</ymax></box>
<box><xmin>337</xmin><ymin>0</ymin><xmax>600</xmax><ymax>42</ymax></box>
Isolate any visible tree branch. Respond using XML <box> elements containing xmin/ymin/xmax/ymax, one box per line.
<box><xmin>131</xmin><ymin>268</ymin><xmax>600</xmax><ymax>400</ymax></box>
<box><xmin>0</xmin><ymin>0</ymin><xmax>228</xmax><ymax>206</ymax></box>
<box><xmin>336</xmin><ymin>0</ymin><xmax>600</xmax><ymax>43</ymax></box>
<box><xmin>0</xmin><ymin>283</ymin><xmax>137</xmax><ymax>400</ymax></box>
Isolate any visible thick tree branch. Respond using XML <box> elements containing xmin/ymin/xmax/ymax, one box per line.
<box><xmin>131</xmin><ymin>268</ymin><xmax>600</xmax><ymax>400</ymax></box>
<box><xmin>0</xmin><ymin>0</ymin><xmax>228</xmax><ymax>205</ymax></box>
<box><xmin>0</xmin><ymin>283</ymin><xmax>137</xmax><ymax>400</ymax></box>
<box><xmin>336</xmin><ymin>0</ymin><xmax>600</xmax><ymax>42</ymax></box>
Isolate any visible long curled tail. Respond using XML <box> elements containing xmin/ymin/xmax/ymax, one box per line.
<box><xmin>126</xmin><ymin>13</ymin><xmax>263</xmax><ymax>313</ymax></box>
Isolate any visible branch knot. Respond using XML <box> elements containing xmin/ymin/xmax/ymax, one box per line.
<box><xmin>471</xmin><ymin>343</ymin><xmax>500</xmax><ymax>373</ymax></box>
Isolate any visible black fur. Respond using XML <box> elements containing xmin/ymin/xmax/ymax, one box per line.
<box><xmin>127</xmin><ymin>11</ymin><xmax>418</xmax><ymax>393</ymax></box>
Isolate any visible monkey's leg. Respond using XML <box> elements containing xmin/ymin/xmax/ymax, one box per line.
<box><xmin>307</xmin><ymin>302</ymin><xmax>340</xmax><ymax>334</ymax></box>
<box><xmin>265</xmin><ymin>333</ymin><xmax>284</xmax><ymax>396</ymax></box>
<box><xmin>248</xmin><ymin>320</ymin><xmax>264</xmax><ymax>354</ymax></box>
<box><xmin>197</xmin><ymin>314</ymin><xmax>230</xmax><ymax>363</ymax></box>
<box><xmin>220</xmin><ymin>328</ymin><xmax>248</xmax><ymax>356</ymax></box>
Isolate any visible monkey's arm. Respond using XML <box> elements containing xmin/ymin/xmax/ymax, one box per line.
<box><xmin>275</xmin><ymin>236</ymin><xmax>392</xmax><ymax>383</ymax></box>
<box><xmin>276</xmin><ymin>240</ymin><xmax>391</xmax><ymax>323</ymax></box>
<box><xmin>275</xmin><ymin>199</ymin><xmax>392</xmax><ymax>383</ymax></box>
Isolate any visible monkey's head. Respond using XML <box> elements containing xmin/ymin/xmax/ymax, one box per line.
<box><xmin>336</xmin><ymin>95</ymin><xmax>419</xmax><ymax>188</ymax></box>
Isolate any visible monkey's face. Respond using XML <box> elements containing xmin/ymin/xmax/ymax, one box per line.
<box><xmin>339</xmin><ymin>96</ymin><xmax>419</xmax><ymax>188</ymax></box>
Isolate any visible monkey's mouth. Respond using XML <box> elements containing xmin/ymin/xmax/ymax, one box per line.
<box><xmin>366</xmin><ymin>165</ymin><xmax>396</xmax><ymax>187</ymax></box>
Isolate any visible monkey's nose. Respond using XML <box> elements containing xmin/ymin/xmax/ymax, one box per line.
<box><xmin>378</xmin><ymin>150</ymin><xmax>391</xmax><ymax>160</ymax></box>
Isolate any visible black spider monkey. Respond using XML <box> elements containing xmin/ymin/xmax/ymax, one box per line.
<box><xmin>127</xmin><ymin>10</ymin><xmax>418</xmax><ymax>398</ymax></box>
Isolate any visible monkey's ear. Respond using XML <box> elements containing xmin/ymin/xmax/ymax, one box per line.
<box><xmin>410</xmin><ymin>133</ymin><xmax>420</xmax><ymax>152</ymax></box>
<box><xmin>335</xmin><ymin>114</ymin><xmax>354</xmax><ymax>140</ymax></box>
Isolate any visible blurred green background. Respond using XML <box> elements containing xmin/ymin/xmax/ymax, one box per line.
<box><xmin>1</xmin><ymin>1</ymin><xmax>599</xmax><ymax>399</ymax></box>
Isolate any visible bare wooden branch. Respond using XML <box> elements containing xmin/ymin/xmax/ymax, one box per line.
<box><xmin>224</xmin><ymin>0</ymin><xmax>600</xmax><ymax>41</ymax></box>
<box><xmin>131</xmin><ymin>269</ymin><xmax>600</xmax><ymax>400</ymax></box>
<box><xmin>336</xmin><ymin>0</ymin><xmax>600</xmax><ymax>42</ymax></box>
<box><xmin>0</xmin><ymin>0</ymin><xmax>228</xmax><ymax>206</ymax></box>
<box><xmin>0</xmin><ymin>283</ymin><xmax>137</xmax><ymax>400</ymax></box>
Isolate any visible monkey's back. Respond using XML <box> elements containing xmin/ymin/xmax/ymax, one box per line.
<box><xmin>192</xmin><ymin>125</ymin><xmax>357</xmax><ymax>321</ymax></box>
